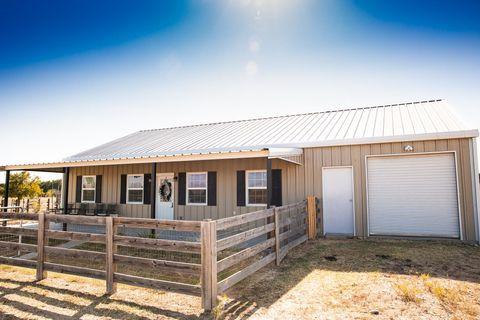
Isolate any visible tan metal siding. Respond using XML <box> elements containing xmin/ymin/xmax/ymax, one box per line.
<box><xmin>68</xmin><ymin>157</ymin><xmax>305</xmax><ymax>221</ymax></box>
<box><xmin>304</xmin><ymin>138</ymin><xmax>477</xmax><ymax>241</ymax></box>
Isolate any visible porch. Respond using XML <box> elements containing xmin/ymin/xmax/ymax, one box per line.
<box><xmin>1</xmin><ymin>148</ymin><xmax>305</xmax><ymax>222</ymax></box>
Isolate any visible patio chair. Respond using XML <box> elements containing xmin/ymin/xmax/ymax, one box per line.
<box><xmin>106</xmin><ymin>204</ymin><xmax>117</xmax><ymax>216</ymax></box>
<box><xmin>78</xmin><ymin>203</ymin><xmax>88</xmax><ymax>215</ymax></box>
<box><xmin>95</xmin><ymin>203</ymin><xmax>107</xmax><ymax>216</ymax></box>
<box><xmin>85</xmin><ymin>203</ymin><xmax>96</xmax><ymax>216</ymax></box>
<box><xmin>66</xmin><ymin>203</ymin><xmax>78</xmax><ymax>215</ymax></box>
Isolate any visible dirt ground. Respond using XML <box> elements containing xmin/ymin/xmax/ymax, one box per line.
<box><xmin>1</xmin><ymin>239</ymin><xmax>479</xmax><ymax>320</ymax></box>
<box><xmin>216</xmin><ymin>239</ymin><xmax>480</xmax><ymax>320</ymax></box>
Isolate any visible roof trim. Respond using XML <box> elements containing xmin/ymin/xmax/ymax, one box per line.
<box><xmin>3</xmin><ymin>150</ymin><xmax>270</xmax><ymax>171</ymax></box>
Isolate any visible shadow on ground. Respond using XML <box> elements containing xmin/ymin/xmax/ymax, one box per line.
<box><xmin>215</xmin><ymin>239</ymin><xmax>480</xmax><ymax>319</ymax></box>
<box><xmin>0</xmin><ymin>277</ymin><xmax>211</xmax><ymax>320</ymax></box>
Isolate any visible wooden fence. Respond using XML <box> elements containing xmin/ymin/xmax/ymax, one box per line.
<box><xmin>0</xmin><ymin>197</ymin><xmax>60</xmax><ymax>213</ymax></box>
<box><xmin>214</xmin><ymin>200</ymin><xmax>312</xmax><ymax>301</ymax></box>
<box><xmin>0</xmin><ymin>198</ymin><xmax>317</xmax><ymax>311</ymax></box>
<box><xmin>0</xmin><ymin>213</ymin><xmax>203</xmax><ymax>297</ymax></box>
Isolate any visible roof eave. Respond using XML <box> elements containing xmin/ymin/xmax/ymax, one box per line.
<box><xmin>2</xmin><ymin>149</ymin><xmax>271</xmax><ymax>171</ymax></box>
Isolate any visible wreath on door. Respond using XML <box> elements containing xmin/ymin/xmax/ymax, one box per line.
<box><xmin>159</xmin><ymin>179</ymin><xmax>172</xmax><ymax>202</ymax></box>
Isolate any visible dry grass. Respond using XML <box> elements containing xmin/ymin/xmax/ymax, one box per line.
<box><xmin>395</xmin><ymin>281</ymin><xmax>422</xmax><ymax>303</ymax></box>
<box><xmin>1</xmin><ymin>239</ymin><xmax>480</xmax><ymax>319</ymax></box>
<box><xmin>218</xmin><ymin>239</ymin><xmax>480</xmax><ymax>319</ymax></box>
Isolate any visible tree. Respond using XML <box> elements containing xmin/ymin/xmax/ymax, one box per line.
<box><xmin>8</xmin><ymin>172</ymin><xmax>42</xmax><ymax>200</ymax></box>
<box><xmin>46</xmin><ymin>189</ymin><xmax>60</xmax><ymax>198</ymax></box>
<box><xmin>0</xmin><ymin>183</ymin><xmax>4</xmax><ymax>197</ymax></box>
<box><xmin>40</xmin><ymin>179</ymin><xmax>62</xmax><ymax>195</ymax></box>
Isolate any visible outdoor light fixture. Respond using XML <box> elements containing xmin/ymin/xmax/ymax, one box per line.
<box><xmin>404</xmin><ymin>145</ymin><xmax>414</xmax><ymax>152</ymax></box>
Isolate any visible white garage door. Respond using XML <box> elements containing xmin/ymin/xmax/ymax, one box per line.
<box><xmin>367</xmin><ymin>153</ymin><xmax>460</xmax><ymax>238</ymax></box>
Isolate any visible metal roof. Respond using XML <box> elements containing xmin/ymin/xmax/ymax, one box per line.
<box><xmin>2</xmin><ymin>99</ymin><xmax>478</xmax><ymax>171</ymax></box>
<box><xmin>63</xmin><ymin>99</ymin><xmax>477</xmax><ymax>163</ymax></box>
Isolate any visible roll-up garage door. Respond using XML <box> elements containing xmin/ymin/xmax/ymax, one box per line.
<box><xmin>367</xmin><ymin>153</ymin><xmax>460</xmax><ymax>238</ymax></box>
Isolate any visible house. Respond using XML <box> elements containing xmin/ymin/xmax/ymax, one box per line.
<box><xmin>2</xmin><ymin>99</ymin><xmax>480</xmax><ymax>242</ymax></box>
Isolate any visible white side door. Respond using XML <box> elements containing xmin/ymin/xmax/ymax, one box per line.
<box><xmin>322</xmin><ymin>167</ymin><xmax>355</xmax><ymax>236</ymax></box>
<box><xmin>156</xmin><ymin>173</ymin><xmax>174</xmax><ymax>220</ymax></box>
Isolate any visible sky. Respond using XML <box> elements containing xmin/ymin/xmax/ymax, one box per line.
<box><xmin>0</xmin><ymin>0</ymin><xmax>479</xmax><ymax>181</ymax></box>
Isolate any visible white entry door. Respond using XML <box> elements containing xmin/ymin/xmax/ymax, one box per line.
<box><xmin>322</xmin><ymin>167</ymin><xmax>355</xmax><ymax>236</ymax></box>
<box><xmin>156</xmin><ymin>173</ymin><xmax>174</xmax><ymax>220</ymax></box>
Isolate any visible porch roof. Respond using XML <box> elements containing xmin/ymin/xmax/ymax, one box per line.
<box><xmin>1</xmin><ymin>148</ymin><xmax>303</xmax><ymax>171</ymax></box>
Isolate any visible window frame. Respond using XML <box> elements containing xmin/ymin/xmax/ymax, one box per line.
<box><xmin>81</xmin><ymin>175</ymin><xmax>96</xmax><ymax>203</ymax></box>
<box><xmin>186</xmin><ymin>172</ymin><xmax>208</xmax><ymax>206</ymax></box>
<box><xmin>126</xmin><ymin>174</ymin><xmax>144</xmax><ymax>205</ymax></box>
<box><xmin>246</xmin><ymin>170</ymin><xmax>268</xmax><ymax>207</ymax></box>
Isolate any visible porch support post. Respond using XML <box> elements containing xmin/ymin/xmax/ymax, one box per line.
<box><xmin>62</xmin><ymin>167</ymin><xmax>69</xmax><ymax>214</ymax></box>
<box><xmin>150</xmin><ymin>163</ymin><xmax>156</xmax><ymax>219</ymax></box>
<box><xmin>3</xmin><ymin>170</ymin><xmax>10</xmax><ymax>211</ymax></box>
<box><xmin>266</xmin><ymin>158</ymin><xmax>273</xmax><ymax>208</ymax></box>
<box><xmin>62</xmin><ymin>167</ymin><xmax>69</xmax><ymax>231</ymax></box>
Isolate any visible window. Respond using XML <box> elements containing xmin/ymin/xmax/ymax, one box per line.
<box><xmin>187</xmin><ymin>172</ymin><xmax>207</xmax><ymax>205</ymax></box>
<box><xmin>246</xmin><ymin>170</ymin><xmax>267</xmax><ymax>206</ymax></box>
<box><xmin>127</xmin><ymin>174</ymin><xmax>144</xmax><ymax>204</ymax></box>
<box><xmin>81</xmin><ymin>176</ymin><xmax>96</xmax><ymax>203</ymax></box>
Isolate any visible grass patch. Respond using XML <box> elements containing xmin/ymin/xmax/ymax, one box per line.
<box><xmin>395</xmin><ymin>281</ymin><xmax>422</xmax><ymax>303</ymax></box>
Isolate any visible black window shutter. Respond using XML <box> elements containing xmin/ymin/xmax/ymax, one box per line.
<box><xmin>144</xmin><ymin>174</ymin><xmax>152</xmax><ymax>205</ymax></box>
<box><xmin>95</xmin><ymin>175</ymin><xmax>102</xmax><ymax>203</ymax></box>
<box><xmin>237</xmin><ymin>170</ymin><xmax>246</xmax><ymax>207</ymax></box>
<box><xmin>271</xmin><ymin>169</ymin><xmax>282</xmax><ymax>207</ymax></box>
<box><xmin>207</xmin><ymin>171</ymin><xmax>217</xmax><ymax>206</ymax></box>
<box><xmin>178</xmin><ymin>172</ymin><xmax>186</xmax><ymax>205</ymax></box>
<box><xmin>120</xmin><ymin>174</ymin><xmax>127</xmax><ymax>204</ymax></box>
<box><xmin>75</xmin><ymin>176</ymin><xmax>82</xmax><ymax>203</ymax></box>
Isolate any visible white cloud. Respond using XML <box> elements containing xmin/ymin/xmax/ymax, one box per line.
<box><xmin>245</xmin><ymin>61</ymin><xmax>258</xmax><ymax>75</ymax></box>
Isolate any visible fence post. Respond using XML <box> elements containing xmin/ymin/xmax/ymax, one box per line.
<box><xmin>201</xmin><ymin>219</ymin><xmax>217</xmax><ymax>311</ymax></box>
<box><xmin>36</xmin><ymin>212</ymin><xmax>46</xmax><ymax>281</ymax></box>
<box><xmin>105</xmin><ymin>216</ymin><xmax>117</xmax><ymax>294</ymax></box>
<box><xmin>274</xmin><ymin>207</ymin><xmax>281</xmax><ymax>266</ymax></box>
<box><xmin>307</xmin><ymin>196</ymin><xmax>317</xmax><ymax>240</ymax></box>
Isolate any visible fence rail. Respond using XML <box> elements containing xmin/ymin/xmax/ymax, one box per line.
<box><xmin>0</xmin><ymin>197</ymin><xmax>318</xmax><ymax>311</ymax></box>
<box><xmin>215</xmin><ymin>199</ymin><xmax>311</xmax><ymax>296</ymax></box>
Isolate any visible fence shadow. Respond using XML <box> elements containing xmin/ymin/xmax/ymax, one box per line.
<box><xmin>216</xmin><ymin>238</ymin><xmax>480</xmax><ymax>318</ymax></box>
<box><xmin>0</xmin><ymin>276</ymin><xmax>211</xmax><ymax>320</ymax></box>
